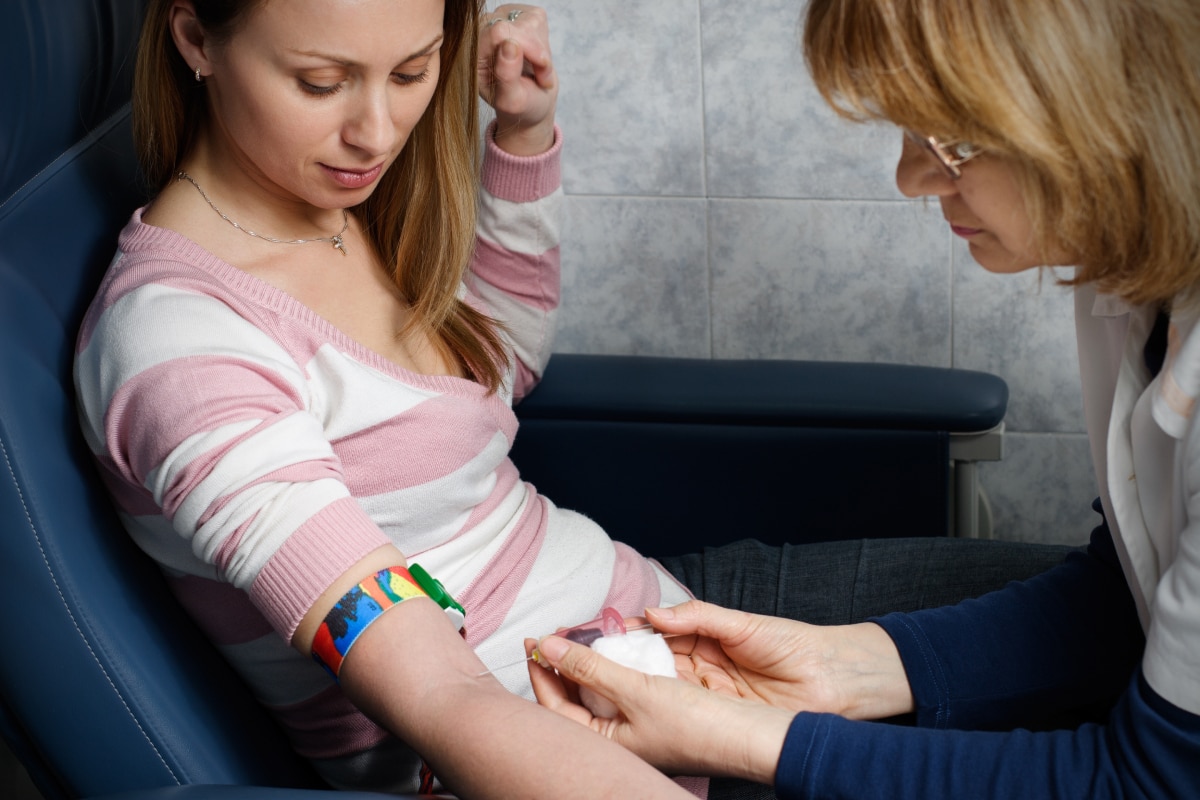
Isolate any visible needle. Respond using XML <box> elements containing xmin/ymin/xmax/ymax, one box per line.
<box><xmin>475</xmin><ymin>654</ymin><xmax>540</xmax><ymax>678</ymax></box>
<box><xmin>476</xmin><ymin>624</ymin><xmax>672</xmax><ymax>677</ymax></box>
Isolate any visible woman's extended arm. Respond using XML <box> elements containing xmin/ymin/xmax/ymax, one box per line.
<box><xmin>468</xmin><ymin>126</ymin><xmax>563</xmax><ymax>401</ymax></box>
<box><xmin>293</xmin><ymin>545</ymin><xmax>692</xmax><ymax>799</ymax></box>
<box><xmin>470</xmin><ymin>4</ymin><xmax>562</xmax><ymax>401</ymax></box>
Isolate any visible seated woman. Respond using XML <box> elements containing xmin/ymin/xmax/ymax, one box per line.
<box><xmin>75</xmin><ymin>0</ymin><xmax>700</xmax><ymax>794</ymax></box>
<box><xmin>531</xmin><ymin>0</ymin><xmax>1200</xmax><ymax>797</ymax></box>
<box><xmin>73</xmin><ymin>0</ymin><xmax>1071</xmax><ymax>796</ymax></box>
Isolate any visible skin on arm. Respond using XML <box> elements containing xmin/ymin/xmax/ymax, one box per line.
<box><xmin>293</xmin><ymin>545</ymin><xmax>693</xmax><ymax>799</ymax></box>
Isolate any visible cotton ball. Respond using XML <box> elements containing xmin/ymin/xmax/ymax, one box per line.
<box><xmin>579</xmin><ymin>630</ymin><xmax>676</xmax><ymax>719</ymax></box>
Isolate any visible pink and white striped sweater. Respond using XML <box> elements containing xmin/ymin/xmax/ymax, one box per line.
<box><xmin>74</xmin><ymin>133</ymin><xmax>691</xmax><ymax>791</ymax></box>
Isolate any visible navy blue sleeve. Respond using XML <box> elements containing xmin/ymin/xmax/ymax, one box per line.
<box><xmin>875</xmin><ymin>499</ymin><xmax>1143</xmax><ymax>730</ymax></box>
<box><xmin>772</xmin><ymin>500</ymin><xmax>1200</xmax><ymax>798</ymax></box>
<box><xmin>774</xmin><ymin>668</ymin><xmax>1200</xmax><ymax>800</ymax></box>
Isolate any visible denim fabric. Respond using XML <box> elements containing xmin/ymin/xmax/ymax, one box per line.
<box><xmin>658</xmin><ymin>537</ymin><xmax>1074</xmax><ymax>625</ymax></box>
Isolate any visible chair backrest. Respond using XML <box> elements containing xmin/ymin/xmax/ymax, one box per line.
<box><xmin>0</xmin><ymin>1</ymin><xmax>323</xmax><ymax>796</ymax></box>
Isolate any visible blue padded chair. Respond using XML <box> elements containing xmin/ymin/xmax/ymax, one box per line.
<box><xmin>0</xmin><ymin>1</ymin><xmax>1006</xmax><ymax>798</ymax></box>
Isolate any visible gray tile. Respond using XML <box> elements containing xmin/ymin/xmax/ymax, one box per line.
<box><xmin>980</xmin><ymin>433</ymin><xmax>1098</xmax><ymax>545</ymax></box>
<box><xmin>539</xmin><ymin>0</ymin><xmax>705</xmax><ymax>197</ymax></box>
<box><xmin>953</xmin><ymin>249</ymin><xmax>1085</xmax><ymax>433</ymax></box>
<box><xmin>710</xmin><ymin>199</ymin><xmax>951</xmax><ymax>364</ymax></box>
<box><xmin>555</xmin><ymin>196</ymin><xmax>710</xmax><ymax>356</ymax></box>
<box><xmin>532</xmin><ymin>0</ymin><xmax>1097</xmax><ymax>559</ymax></box>
<box><xmin>700</xmin><ymin>0</ymin><xmax>901</xmax><ymax>199</ymax></box>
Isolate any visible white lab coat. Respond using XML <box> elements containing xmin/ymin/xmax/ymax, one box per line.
<box><xmin>1075</xmin><ymin>279</ymin><xmax>1200</xmax><ymax>715</ymax></box>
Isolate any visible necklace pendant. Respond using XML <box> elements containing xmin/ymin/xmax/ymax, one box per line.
<box><xmin>332</xmin><ymin>234</ymin><xmax>347</xmax><ymax>256</ymax></box>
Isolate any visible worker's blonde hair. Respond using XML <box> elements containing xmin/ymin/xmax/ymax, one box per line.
<box><xmin>804</xmin><ymin>0</ymin><xmax>1200</xmax><ymax>306</ymax></box>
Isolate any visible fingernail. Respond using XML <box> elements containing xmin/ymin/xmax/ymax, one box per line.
<box><xmin>537</xmin><ymin>635</ymin><xmax>569</xmax><ymax>663</ymax></box>
<box><xmin>647</xmin><ymin>606</ymin><xmax>675</xmax><ymax>622</ymax></box>
<box><xmin>500</xmin><ymin>39</ymin><xmax>519</xmax><ymax>60</ymax></box>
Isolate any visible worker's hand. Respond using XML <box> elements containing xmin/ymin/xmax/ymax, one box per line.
<box><xmin>528</xmin><ymin>633</ymin><xmax>795</xmax><ymax>784</ymax></box>
<box><xmin>647</xmin><ymin>601</ymin><xmax>916</xmax><ymax>721</ymax></box>
<box><xmin>477</xmin><ymin>4</ymin><xmax>557</xmax><ymax>155</ymax></box>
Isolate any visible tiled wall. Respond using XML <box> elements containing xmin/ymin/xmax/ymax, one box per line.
<box><xmin>529</xmin><ymin>0</ymin><xmax>1098</xmax><ymax>544</ymax></box>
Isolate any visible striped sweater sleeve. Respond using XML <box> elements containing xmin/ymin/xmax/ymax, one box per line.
<box><xmin>74</xmin><ymin>249</ymin><xmax>389</xmax><ymax>643</ymax></box>
<box><xmin>470</xmin><ymin>122</ymin><xmax>564</xmax><ymax>401</ymax></box>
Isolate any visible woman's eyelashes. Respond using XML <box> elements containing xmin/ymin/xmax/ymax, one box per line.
<box><xmin>300</xmin><ymin>79</ymin><xmax>342</xmax><ymax>96</ymax></box>
<box><xmin>394</xmin><ymin>69</ymin><xmax>431</xmax><ymax>86</ymax></box>
<box><xmin>298</xmin><ymin>69</ymin><xmax>430</xmax><ymax>97</ymax></box>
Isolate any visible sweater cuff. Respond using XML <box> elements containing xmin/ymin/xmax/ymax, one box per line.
<box><xmin>249</xmin><ymin>497</ymin><xmax>391</xmax><ymax>643</ymax></box>
<box><xmin>773</xmin><ymin>712</ymin><xmax>832</xmax><ymax>800</ymax></box>
<box><xmin>482</xmin><ymin>120</ymin><xmax>563</xmax><ymax>203</ymax></box>
<box><xmin>871</xmin><ymin>614</ymin><xmax>950</xmax><ymax>729</ymax></box>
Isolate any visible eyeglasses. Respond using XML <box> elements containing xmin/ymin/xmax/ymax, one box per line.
<box><xmin>903</xmin><ymin>129</ymin><xmax>984</xmax><ymax>180</ymax></box>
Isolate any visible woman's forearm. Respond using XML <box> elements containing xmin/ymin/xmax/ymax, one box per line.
<box><xmin>409</xmin><ymin>678</ymin><xmax>694</xmax><ymax>798</ymax></box>
<box><xmin>343</xmin><ymin>602</ymin><xmax>691</xmax><ymax>798</ymax></box>
<box><xmin>822</xmin><ymin>622</ymin><xmax>915</xmax><ymax>720</ymax></box>
<box><xmin>315</xmin><ymin>578</ymin><xmax>689</xmax><ymax>799</ymax></box>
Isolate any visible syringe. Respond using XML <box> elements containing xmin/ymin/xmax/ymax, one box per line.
<box><xmin>476</xmin><ymin>607</ymin><xmax>656</xmax><ymax>677</ymax></box>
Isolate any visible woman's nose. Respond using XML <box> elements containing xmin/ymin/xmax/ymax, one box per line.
<box><xmin>895</xmin><ymin>134</ymin><xmax>957</xmax><ymax>199</ymax></box>
<box><xmin>344</xmin><ymin>91</ymin><xmax>393</xmax><ymax>155</ymax></box>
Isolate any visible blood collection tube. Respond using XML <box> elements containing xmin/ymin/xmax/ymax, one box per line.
<box><xmin>484</xmin><ymin>608</ymin><xmax>634</xmax><ymax>675</ymax></box>
<box><xmin>556</xmin><ymin>607</ymin><xmax>627</xmax><ymax>647</ymax></box>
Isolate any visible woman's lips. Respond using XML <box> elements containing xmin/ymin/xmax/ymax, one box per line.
<box><xmin>322</xmin><ymin>163</ymin><xmax>383</xmax><ymax>189</ymax></box>
<box><xmin>950</xmin><ymin>224</ymin><xmax>983</xmax><ymax>238</ymax></box>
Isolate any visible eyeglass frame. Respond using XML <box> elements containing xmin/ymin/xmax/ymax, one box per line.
<box><xmin>903</xmin><ymin>129</ymin><xmax>984</xmax><ymax>180</ymax></box>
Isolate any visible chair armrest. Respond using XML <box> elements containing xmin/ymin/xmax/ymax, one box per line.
<box><xmin>516</xmin><ymin>354</ymin><xmax>1007</xmax><ymax>432</ymax></box>
<box><xmin>511</xmin><ymin>354</ymin><xmax>1008</xmax><ymax>553</ymax></box>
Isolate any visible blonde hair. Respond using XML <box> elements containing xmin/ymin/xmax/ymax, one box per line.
<box><xmin>133</xmin><ymin>0</ymin><xmax>509</xmax><ymax>390</ymax></box>
<box><xmin>803</xmin><ymin>0</ymin><xmax>1200</xmax><ymax>306</ymax></box>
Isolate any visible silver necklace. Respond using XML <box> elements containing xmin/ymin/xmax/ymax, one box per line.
<box><xmin>177</xmin><ymin>171</ymin><xmax>349</xmax><ymax>256</ymax></box>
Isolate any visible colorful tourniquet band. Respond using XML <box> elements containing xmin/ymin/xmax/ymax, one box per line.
<box><xmin>311</xmin><ymin>564</ymin><xmax>463</xmax><ymax>680</ymax></box>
